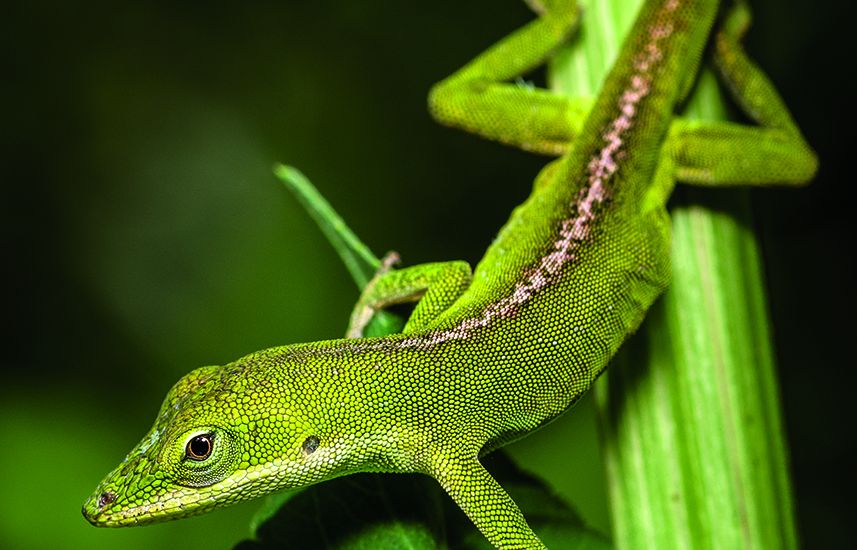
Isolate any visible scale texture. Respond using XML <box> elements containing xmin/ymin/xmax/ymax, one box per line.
<box><xmin>84</xmin><ymin>0</ymin><xmax>816</xmax><ymax>547</ymax></box>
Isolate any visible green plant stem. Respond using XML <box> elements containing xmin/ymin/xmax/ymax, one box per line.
<box><xmin>551</xmin><ymin>1</ymin><xmax>798</xmax><ymax>548</ymax></box>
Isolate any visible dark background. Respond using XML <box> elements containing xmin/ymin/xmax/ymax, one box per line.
<box><xmin>2</xmin><ymin>0</ymin><xmax>852</xmax><ymax>548</ymax></box>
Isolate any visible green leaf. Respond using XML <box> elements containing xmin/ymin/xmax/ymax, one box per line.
<box><xmin>274</xmin><ymin>163</ymin><xmax>406</xmax><ymax>336</ymax></box>
<box><xmin>237</xmin><ymin>452</ymin><xmax>610</xmax><ymax>550</ymax></box>
<box><xmin>274</xmin><ymin>164</ymin><xmax>380</xmax><ymax>290</ymax></box>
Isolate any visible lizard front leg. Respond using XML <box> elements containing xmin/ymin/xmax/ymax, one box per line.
<box><xmin>433</xmin><ymin>452</ymin><xmax>547</xmax><ymax>549</ymax></box>
<box><xmin>429</xmin><ymin>0</ymin><xmax>588</xmax><ymax>155</ymax></box>
<box><xmin>663</xmin><ymin>1</ymin><xmax>817</xmax><ymax>188</ymax></box>
<box><xmin>347</xmin><ymin>254</ymin><xmax>472</xmax><ymax>338</ymax></box>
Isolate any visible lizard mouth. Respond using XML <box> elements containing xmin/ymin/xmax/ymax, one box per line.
<box><xmin>82</xmin><ymin>495</ymin><xmax>164</xmax><ymax>527</ymax></box>
<box><xmin>82</xmin><ymin>483</ymin><xmax>218</xmax><ymax>527</ymax></box>
<box><xmin>82</xmin><ymin>486</ymin><xmax>152</xmax><ymax>527</ymax></box>
<box><xmin>82</xmin><ymin>489</ymin><xmax>134</xmax><ymax>527</ymax></box>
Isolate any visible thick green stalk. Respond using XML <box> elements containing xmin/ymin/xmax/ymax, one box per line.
<box><xmin>551</xmin><ymin>1</ymin><xmax>798</xmax><ymax>548</ymax></box>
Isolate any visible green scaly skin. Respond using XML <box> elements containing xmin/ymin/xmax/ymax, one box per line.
<box><xmin>83</xmin><ymin>0</ymin><xmax>816</xmax><ymax>547</ymax></box>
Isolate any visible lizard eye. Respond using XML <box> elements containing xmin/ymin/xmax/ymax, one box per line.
<box><xmin>169</xmin><ymin>428</ymin><xmax>237</xmax><ymax>487</ymax></box>
<box><xmin>186</xmin><ymin>434</ymin><xmax>214</xmax><ymax>461</ymax></box>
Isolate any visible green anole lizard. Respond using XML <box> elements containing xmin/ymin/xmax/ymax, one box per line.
<box><xmin>83</xmin><ymin>0</ymin><xmax>816</xmax><ymax>547</ymax></box>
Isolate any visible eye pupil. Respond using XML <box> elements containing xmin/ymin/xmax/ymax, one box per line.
<box><xmin>186</xmin><ymin>434</ymin><xmax>213</xmax><ymax>460</ymax></box>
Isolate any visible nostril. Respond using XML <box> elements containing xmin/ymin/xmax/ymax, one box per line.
<box><xmin>97</xmin><ymin>491</ymin><xmax>116</xmax><ymax>508</ymax></box>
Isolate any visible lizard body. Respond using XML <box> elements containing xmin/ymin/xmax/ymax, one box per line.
<box><xmin>84</xmin><ymin>0</ymin><xmax>815</xmax><ymax>547</ymax></box>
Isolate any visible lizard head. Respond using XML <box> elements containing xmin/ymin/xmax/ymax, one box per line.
<box><xmin>83</xmin><ymin>356</ymin><xmax>339</xmax><ymax>526</ymax></box>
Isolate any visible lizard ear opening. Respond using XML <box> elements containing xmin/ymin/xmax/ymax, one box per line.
<box><xmin>301</xmin><ymin>435</ymin><xmax>320</xmax><ymax>456</ymax></box>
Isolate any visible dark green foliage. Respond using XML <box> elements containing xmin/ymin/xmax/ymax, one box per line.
<box><xmin>238</xmin><ymin>453</ymin><xmax>610</xmax><ymax>550</ymax></box>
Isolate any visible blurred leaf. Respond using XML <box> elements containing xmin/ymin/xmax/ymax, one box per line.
<box><xmin>237</xmin><ymin>452</ymin><xmax>610</xmax><ymax>549</ymax></box>
<box><xmin>248</xmin><ymin>489</ymin><xmax>306</xmax><ymax>536</ymax></box>
<box><xmin>0</xmin><ymin>395</ymin><xmax>257</xmax><ymax>550</ymax></box>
